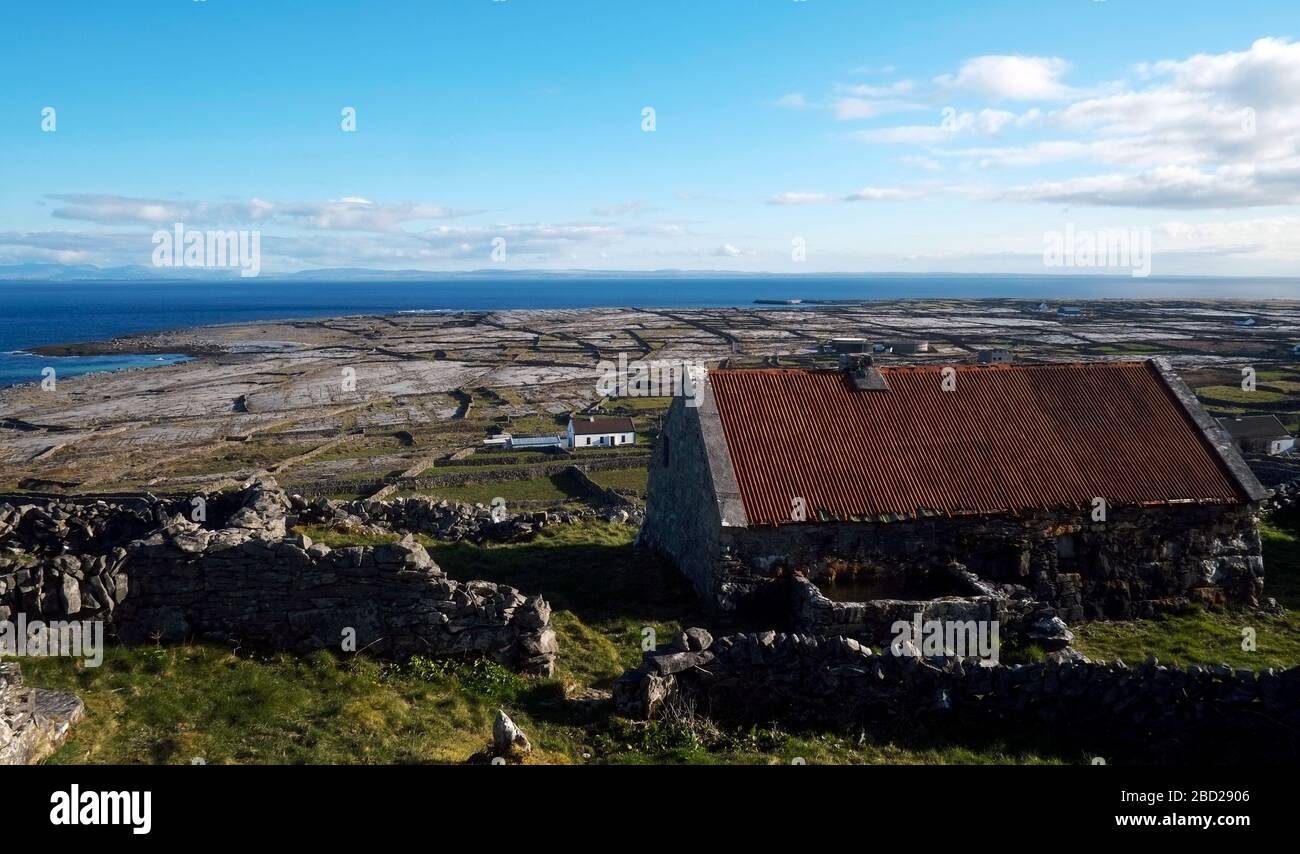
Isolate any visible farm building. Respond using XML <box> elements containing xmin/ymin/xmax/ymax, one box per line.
<box><xmin>509</xmin><ymin>435</ymin><xmax>566</xmax><ymax>450</ymax></box>
<box><xmin>976</xmin><ymin>348</ymin><xmax>1015</xmax><ymax>364</ymax></box>
<box><xmin>1217</xmin><ymin>415</ymin><xmax>1296</xmax><ymax>456</ymax></box>
<box><xmin>567</xmin><ymin>416</ymin><xmax>635</xmax><ymax>449</ymax></box>
<box><xmin>641</xmin><ymin>358</ymin><xmax>1270</xmax><ymax>623</ymax></box>
<box><xmin>822</xmin><ymin>338</ymin><xmax>871</xmax><ymax>355</ymax></box>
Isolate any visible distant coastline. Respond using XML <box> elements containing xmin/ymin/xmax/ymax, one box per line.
<box><xmin>3</xmin><ymin>276</ymin><xmax>1298</xmax><ymax>387</ymax></box>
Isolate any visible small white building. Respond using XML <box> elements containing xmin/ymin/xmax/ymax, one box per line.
<box><xmin>1216</xmin><ymin>415</ymin><xmax>1295</xmax><ymax>456</ymax></box>
<box><xmin>567</xmin><ymin>416</ymin><xmax>635</xmax><ymax>449</ymax></box>
<box><xmin>823</xmin><ymin>338</ymin><xmax>870</xmax><ymax>355</ymax></box>
<box><xmin>977</xmin><ymin>348</ymin><xmax>1015</xmax><ymax>364</ymax></box>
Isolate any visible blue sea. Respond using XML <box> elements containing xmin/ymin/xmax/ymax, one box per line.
<box><xmin>1</xmin><ymin>276</ymin><xmax>1296</xmax><ymax>386</ymax></box>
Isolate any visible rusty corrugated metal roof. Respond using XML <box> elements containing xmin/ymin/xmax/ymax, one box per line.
<box><xmin>708</xmin><ymin>361</ymin><xmax>1247</xmax><ymax>526</ymax></box>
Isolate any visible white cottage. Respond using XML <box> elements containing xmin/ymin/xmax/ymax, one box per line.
<box><xmin>567</xmin><ymin>416</ymin><xmax>635</xmax><ymax>449</ymax></box>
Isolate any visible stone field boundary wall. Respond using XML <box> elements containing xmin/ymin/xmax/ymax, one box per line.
<box><xmin>614</xmin><ymin>628</ymin><xmax>1300</xmax><ymax>762</ymax></box>
<box><xmin>0</xmin><ymin>479</ymin><xmax>557</xmax><ymax>675</ymax></box>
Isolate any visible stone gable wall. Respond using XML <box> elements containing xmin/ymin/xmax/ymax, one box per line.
<box><xmin>639</xmin><ymin>398</ymin><xmax>725</xmax><ymax>602</ymax></box>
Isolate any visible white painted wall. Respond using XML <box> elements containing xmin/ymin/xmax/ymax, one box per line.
<box><xmin>570</xmin><ymin>431</ymin><xmax>635</xmax><ymax>448</ymax></box>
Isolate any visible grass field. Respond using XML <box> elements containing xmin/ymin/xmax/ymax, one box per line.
<box><xmin>588</xmin><ymin>467</ymin><xmax>649</xmax><ymax>494</ymax></box>
<box><xmin>414</xmin><ymin>473</ymin><xmax>586</xmax><ymax>505</ymax></box>
<box><xmin>13</xmin><ymin>512</ymin><xmax>1300</xmax><ymax>765</ymax></box>
<box><xmin>1196</xmin><ymin>384</ymin><xmax>1294</xmax><ymax>406</ymax></box>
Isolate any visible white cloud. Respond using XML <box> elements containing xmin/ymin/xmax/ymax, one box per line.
<box><xmin>855</xmin><ymin>108</ymin><xmax>1029</xmax><ymax>143</ymax></box>
<box><xmin>1154</xmin><ymin>215</ymin><xmax>1300</xmax><ymax>259</ymax></box>
<box><xmin>47</xmin><ymin>194</ymin><xmax>475</xmax><ymax>232</ymax></box>
<box><xmin>935</xmin><ymin>55</ymin><xmax>1074</xmax><ymax>101</ymax></box>
<box><xmin>1000</xmin><ymin>161</ymin><xmax>1300</xmax><ymax>208</ymax></box>
<box><xmin>774</xmin><ymin>93</ymin><xmax>807</xmax><ymax>109</ymax></box>
<box><xmin>768</xmin><ymin>188</ymin><xmax>918</xmax><ymax>205</ymax></box>
<box><xmin>832</xmin><ymin>97</ymin><xmax>922</xmax><ymax>120</ymax></box>
<box><xmin>1139</xmin><ymin>36</ymin><xmax>1300</xmax><ymax>109</ymax></box>
<box><xmin>848</xmin><ymin>37</ymin><xmax>1300</xmax><ymax>210</ymax></box>
<box><xmin>767</xmin><ymin>192</ymin><xmax>833</xmax><ymax>205</ymax></box>
<box><xmin>838</xmin><ymin>80</ymin><xmax>916</xmax><ymax>97</ymax></box>
<box><xmin>843</xmin><ymin>187</ymin><xmax>912</xmax><ymax>202</ymax></box>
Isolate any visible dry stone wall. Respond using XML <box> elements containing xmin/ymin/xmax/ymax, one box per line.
<box><xmin>719</xmin><ymin>504</ymin><xmax>1264</xmax><ymax>622</ymax></box>
<box><xmin>294</xmin><ymin>490</ymin><xmax>642</xmax><ymax>541</ymax></box>
<box><xmin>614</xmin><ymin>628</ymin><xmax>1300</xmax><ymax>762</ymax></box>
<box><xmin>0</xmin><ymin>479</ymin><xmax>557</xmax><ymax>675</ymax></box>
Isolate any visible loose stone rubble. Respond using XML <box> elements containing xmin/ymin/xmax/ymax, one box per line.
<box><xmin>492</xmin><ymin>709</ymin><xmax>532</xmax><ymax>759</ymax></box>
<box><xmin>793</xmin><ymin>572</ymin><xmax>1075</xmax><ymax>651</ymax></box>
<box><xmin>0</xmin><ymin>661</ymin><xmax>83</xmax><ymax>765</ymax></box>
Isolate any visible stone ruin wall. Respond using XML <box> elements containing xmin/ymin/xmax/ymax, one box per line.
<box><xmin>791</xmin><ymin>575</ymin><xmax>1075</xmax><ymax>652</ymax></box>
<box><xmin>614</xmin><ymin>628</ymin><xmax>1300</xmax><ymax>763</ymax></box>
<box><xmin>0</xmin><ymin>479</ymin><xmax>557</xmax><ymax>676</ymax></box>
<box><xmin>719</xmin><ymin>503</ymin><xmax>1263</xmax><ymax>622</ymax></box>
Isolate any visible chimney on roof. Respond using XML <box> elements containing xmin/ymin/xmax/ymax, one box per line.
<box><xmin>841</xmin><ymin>353</ymin><xmax>889</xmax><ymax>391</ymax></box>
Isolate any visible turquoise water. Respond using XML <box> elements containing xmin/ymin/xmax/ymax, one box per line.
<box><xmin>0</xmin><ymin>352</ymin><xmax>191</xmax><ymax>387</ymax></box>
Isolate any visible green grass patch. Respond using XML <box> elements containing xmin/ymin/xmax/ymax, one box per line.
<box><xmin>588</xmin><ymin>467</ymin><xmax>648</xmax><ymax>493</ymax></box>
<box><xmin>21</xmin><ymin>514</ymin><xmax>1300</xmax><ymax>765</ymax></box>
<box><xmin>605</xmin><ymin>396</ymin><xmax>672</xmax><ymax>413</ymax></box>
<box><xmin>1072</xmin><ymin>607</ymin><xmax>1300</xmax><ymax>669</ymax></box>
<box><xmin>420</xmin><ymin>474</ymin><xmax>585</xmax><ymax>505</ymax></box>
<box><xmin>1196</xmin><ymin>385</ymin><xmax>1292</xmax><ymax>406</ymax></box>
<box><xmin>1072</xmin><ymin>515</ymin><xmax>1300</xmax><ymax>669</ymax></box>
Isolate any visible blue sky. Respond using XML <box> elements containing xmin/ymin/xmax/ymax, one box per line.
<box><xmin>3</xmin><ymin>0</ymin><xmax>1299</xmax><ymax>275</ymax></box>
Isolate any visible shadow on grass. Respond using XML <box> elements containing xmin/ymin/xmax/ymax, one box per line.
<box><xmin>427</xmin><ymin>525</ymin><xmax>706</xmax><ymax>630</ymax></box>
<box><xmin>1263</xmin><ymin>509</ymin><xmax>1300</xmax><ymax>611</ymax></box>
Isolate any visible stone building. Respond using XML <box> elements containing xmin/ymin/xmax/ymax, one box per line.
<box><xmin>1216</xmin><ymin>414</ymin><xmax>1296</xmax><ymax>456</ymax></box>
<box><xmin>640</xmin><ymin>358</ymin><xmax>1270</xmax><ymax>622</ymax></box>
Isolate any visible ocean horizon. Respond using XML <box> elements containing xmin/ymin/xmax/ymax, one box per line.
<box><xmin>2</xmin><ymin>275</ymin><xmax>1297</xmax><ymax>386</ymax></box>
